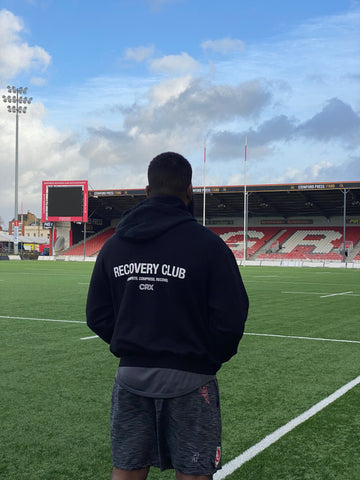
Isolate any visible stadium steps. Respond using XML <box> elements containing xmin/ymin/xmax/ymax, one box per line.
<box><xmin>251</xmin><ymin>229</ymin><xmax>287</xmax><ymax>259</ymax></box>
<box><xmin>347</xmin><ymin>241</ymin><xmax>360</xmax><ymax>262</ymax></box>
<box><xmin>61</xmin><ymin>226</ymin><xmax>115</xmax><ymax>257</ymax></box>
<box><xmin>256</xmin><ymin>227</ymin><xmax>360</xmax><ymax>261</ymax></box>
<box><xmin>211</xmin><ymin>227</ymin><xmax>283</xmax><ymax>259</ymax></box>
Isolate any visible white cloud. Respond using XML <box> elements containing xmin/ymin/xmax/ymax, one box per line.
<box><xmin>0</xmin><ymin>9</ymin><xmax>22</xmax><ymax>44</ymax></box>
<box><xmin>0</xmin><ymin>9</ymin><xmax>51</xmax><ymax>81</ymax></box>
<box><xmin>123</xmin><ymin>78</ymin><xmax>271</xmax><ymax>136</ymax></box>
<box><xmin>201</xmin><ymin>38</ymin><xmax>245</xmax><ymax>55</ymax></box>
<box><xmin>148</xmin><ymin>76</ymin><xmax>193</xmax><ymax>106</ymax></box>
<box><xmin>149</xmin><ymin>52</ymin><xmax>201</xmax><ymax>75</ymax></box>
<box><xmin>30</xmin><ymin>76</ymin><xmax>47</xmax><ymax>86</ymax></box>
<box><xmin>268</xmin><ymin>159</ymin><xmax>347</xmax><ymax>185</ymax></box>
<box><xmin>124</xmin><ymin>45</ymin><xmax>155</xmax><ymax>62</ymax></box>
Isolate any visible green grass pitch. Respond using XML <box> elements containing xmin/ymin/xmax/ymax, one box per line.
<box><xmin>0</xmin><ymin>261</ymin><xmax>359</xmax><ymax>480</ymax></box>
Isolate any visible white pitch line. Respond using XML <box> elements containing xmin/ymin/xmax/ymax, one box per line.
<box><xmin>282</xmin><ymin>291</ymin><xmax>327</xmax><ymax>295</ymax></box>
<box><xmin>245</xmin><ymin>332</ymin><xmax>360</xmax><ymax>344</ymax></box>
<box><xmin>282</xmin><ymin>291</ymin><xmax>359</xmax><ymax>297</ymax></box>
<box><xmin>0</xmin><ymin>314</ymin><xmax>99</xmax><ymax>339</ymax></box>
<box><xmin>215</xmin><ymin>375</ymin><xmax>360</xmax><ymax>479</ymax></box>
<box><xmin>320</xmin><ymin>291</ymin><xmax>353</xmax><ymax>298</ymax></box>
<box><xmin>2</xmin><ymin>316</ymin><xmax>357</xmax><ymax>344</ymax></box>
<box><xmin>82</xmin><ymin>331</ymin><xmax>359</xmax><ymax>343</ymax></box>
<box><xmin>247</xmin><ymin>280</ymin><xmax>355</xmax><ymax>288</ymax></box>
<box><xmin>0</xmin><ymin>315</ymin><xmax>86</xmax><ymax>324</ymax></box>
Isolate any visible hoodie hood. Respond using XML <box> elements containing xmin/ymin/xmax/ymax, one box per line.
<box><xmin>116</xmin><ymin>195</ymin><xmax>196</xmax><ymax>242</ymax></box>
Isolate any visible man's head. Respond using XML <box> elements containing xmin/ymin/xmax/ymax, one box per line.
<box><xmin>147</xmin><ymin>152</ymin><xmax>193</xmax><ymax>205</ymax></box>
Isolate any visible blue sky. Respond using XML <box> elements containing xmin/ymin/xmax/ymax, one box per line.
<box><xmin>0</xmin><ymin>0</ymin><xmax>359</xmax><ymax>224</ymax></box>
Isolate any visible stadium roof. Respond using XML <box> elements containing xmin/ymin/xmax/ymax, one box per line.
<box><xmin>88</xmin><ymin>181</ymin><xmax>360</xmax><ymax>221</ymax></box>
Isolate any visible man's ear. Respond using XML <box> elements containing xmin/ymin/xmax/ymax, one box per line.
<box><xmin>145</xmin><ymin>185</ymin><xmax>150</xmax><ymax>198</ymax></box>
<box><xmin>186</xmin><ymin>184</ymin><xmax>194</xmax><ymax>216</ymax></box>
<box><xmin>186</xmin><ymin>184</ymin><xmax>193</xmax><ymax>203</ymax></box>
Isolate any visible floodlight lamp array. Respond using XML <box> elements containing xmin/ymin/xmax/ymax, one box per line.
<box><xmin>2</xmin><ymin>86</ymin><xmax>32</xmax><ymax>114</ymax></box>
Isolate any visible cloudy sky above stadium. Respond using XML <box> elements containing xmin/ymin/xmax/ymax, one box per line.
<box><xmin>0</xmin><ymin>0</ymin><xmax>359</xmax><ymax>225</ymax></box>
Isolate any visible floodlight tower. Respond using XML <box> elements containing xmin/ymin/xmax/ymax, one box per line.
<box><xmin>2</xmin><ymin>86</ymin><xmax>33</xmax><ymax>254</ymax></box>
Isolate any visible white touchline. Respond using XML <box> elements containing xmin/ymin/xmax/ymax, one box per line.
<box><xmin>282</xmin><ymin>291</ymin><xmax>359</xmax><ymax>297</ymax></box>
<box><xmin>244</xmin><ymin>332</ymin><xmax>360</xmax><ymax>344</ymax></box>
<box><xmin>0</xmin><ymin>314</ymin><xmax>100</xmax><ymax>339</ymax></box>
<box><xmin>0</xmin><ymin>315</ymin><xmax>86</xmax><ymax>324</ymax></box>
<box><xmin>282</xmin><ymin>291</ymin><xmax>330</xmax><ymax>295</ymax></box>
<box><xmin>320</xmin><ymin>291</ymin><xmax>353</xmax><ymax>298</ymax></box>
<box><xmin>214</xmin><ymin>375</ymin><xmax>360</xmax><ymax>480</ymax></box>
<box><xmin>248</xmin><ymin>280</ymin><xmax>353</xmax><ymax>287</ymax></box>
<box><xmin>2</xmin><ymin>316</ymin><xmax>357</xmax><ymax>344</ymax></box>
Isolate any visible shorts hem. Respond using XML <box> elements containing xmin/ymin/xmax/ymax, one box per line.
<box><xmin>173</xmin><ymin>465</ymin><xmax>221</xmax><ymax>476</ymax></box>
<box><xmin>112</xmin><ymin>463</ymin><xmax>157</xmax><ymax>471</ymax></box>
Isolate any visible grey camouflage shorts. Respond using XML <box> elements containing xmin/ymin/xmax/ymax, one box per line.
<box><xmin>110</xmin><ymin>378</ymin><xmax>222</xmax><ymax>475</ymax></box>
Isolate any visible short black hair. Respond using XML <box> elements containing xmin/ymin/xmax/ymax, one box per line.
<box><xmin>147</xmin><ymin>152</ymin><xmax>192</xmax><ymax>197</ymax></box>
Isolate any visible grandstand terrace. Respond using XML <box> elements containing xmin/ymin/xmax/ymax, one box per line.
<box><xmin>56</xmin><ymin>181</ymin><xmax>360</xmax><ymax>264</ymax></box>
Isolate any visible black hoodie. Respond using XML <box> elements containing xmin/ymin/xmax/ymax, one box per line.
<box><xmin>86</xmin><ymin>195</ymin><xmax>249</xmax><ymax>375</ymax></box>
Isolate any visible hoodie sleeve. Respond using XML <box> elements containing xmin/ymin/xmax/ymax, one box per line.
<box><xmin>86</xmin><ymin>251</ymin><xmax>115</xmax><ymax>344</ymax></box>
<box><xmin>207</xmin><ymin>242</ymin><xmax>249</xmax><ymax>364</ymax></box>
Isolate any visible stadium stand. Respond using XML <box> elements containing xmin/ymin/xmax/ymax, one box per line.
<box><xmin>256</xmin><ymin>227</ymin><xmax>360</xmax><ymax>261</ymax></box>
<box><xmin>60</xmin><ymin>225</ymin><xmax>360</xmax><ymax>261</ymax></box>
<box><xmin>61</xmin><ymin>227</ymin><xmax>115</xmax><ymax>257</ymax></box>
<box><xmin>205</xmin><ymin>226</ymin><xmax>360</xmax><ymax>262</ymax></box>
<box><xmin>210</xmin><ymin>227</ymin><xmax>282</xmax><ymax>259</ymax></box>
<box><xmin>53</xmin><ymin>181</ymin><xmax>360</xmax><ymax>262</ymax></box>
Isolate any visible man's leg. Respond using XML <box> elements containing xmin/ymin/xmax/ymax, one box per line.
<box><xmin>175</xmin><ymin>472</ymin><xmax>212</xmax><ymax>480</ymax></box>
<box><xmin>165</xmin><ymin>382</ymin><xmax>221</xmax><ymax>479</ymax></box>
<box><xmin>111</xmin><ymin>383</ymin><xmax>156</xmax><ymax>476</ymax></box>
<box><xmin>112</xmin><ymin>466</ymin><xmax>150</xmax><ymax>480</ymax></box>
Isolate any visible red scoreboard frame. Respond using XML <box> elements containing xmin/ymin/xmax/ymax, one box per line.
<box><xmin>42</xmin><ymin>180</ymin><xmax>88</xmax><ymax>222</ymax></box>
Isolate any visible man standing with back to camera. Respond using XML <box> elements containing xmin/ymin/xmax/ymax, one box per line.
<box><xmin>86</xmin><ymin>152</ymin><xmax>249</xmax><ymax>480</ymax></box>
